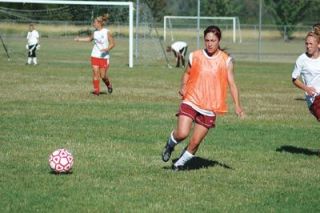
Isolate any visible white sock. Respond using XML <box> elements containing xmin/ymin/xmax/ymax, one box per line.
<box><xmin>174</xmin><ymin>150</ymin><xmax>194</xmax><ymax>167</ymax></box>
<box><xmin>27</xmin><ymin>57</ymin><xmax>32</xmax><ymax>64</ymax></box>
<box><xmin>33</xmin><ymin>57</ymin><xmax>37</xmax><ymax>65</ymax></box>
<box><xmin>168</xmin><ymin>131</ymin><xmax>178</xmax><ymax>147</ymax></box>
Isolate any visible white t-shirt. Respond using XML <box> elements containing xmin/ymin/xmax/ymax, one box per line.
<box><xmin>292</xmin><ymin>53</ymin><xmax>320</xmax><ymax>106</ymax></box>
<box><xmin>91</xmin><ymin>28</ymin><xmax>110</xmax><ymax>59</ymax></box>
<box><xmin>27</xmin><ymin>30</ymin><xmax>39</xmax><ymax>45</ymax></box>
<box><xmin>171</xmin><ymin>41</ymin><xmax>187</xmax><ymax>52</ymax></box>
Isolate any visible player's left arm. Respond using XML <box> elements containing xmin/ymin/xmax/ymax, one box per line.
<box><xmin>101</xmin><ymin>31</ymin><xmax>115</xmax><ymax>53</ymax></box>
<box><xmin>36</xmin><ymin>31</ymin><xmax>40</xmax><ymax>47</ymax></box>
<box><xmin>227</xmin><ymin>59</ymin><xmax>245</xmax><ymax>118</ymax></box>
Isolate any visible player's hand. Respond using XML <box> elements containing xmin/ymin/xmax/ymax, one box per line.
<box><xmin>178</xmin><ymin>88</ymin><xmax>185</xmax><ymax>98</ymax></box>
<box><xmin>235</xmin><ymin>107</ymin><xmax>245</xmax><ymax>119</ymax></box>
<box><xmin>178</xmin><ymin>90</ymin><xmax>183</xmax><ymax>98</ymax></box>
<box><xmin>305</xmin><ymin>86</ymin><xmax>317</xmax><ymax>96</ymax></box>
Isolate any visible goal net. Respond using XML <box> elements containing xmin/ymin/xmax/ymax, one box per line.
<box><xmin>163</xmin><ymin>16</ymin><xmax>242</xmax><ymax>46</ymax></box>
<box><xmin>0</xmin><ymin>0</ymin><xmax>134</xmax><ymax>67</ymax></box>
<box><xmin>134</xmin><ymin>2</ymin><xmax>170</xmax><ymax>67</ymax></box>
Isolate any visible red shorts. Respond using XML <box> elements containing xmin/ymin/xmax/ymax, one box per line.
<box><xmin>310</xmin><ymin>96</ymin><xmax>320</xmax><ymax>121</ymax></box>
<box><xmin>176</xmin><ymin>103</ymin><xmax>216</xmax><ymax>129</ymax></box>
<box><xmin>91</xmin><ymin>57</ymin><xmax>109</xmax><ymax>69</ymax></box>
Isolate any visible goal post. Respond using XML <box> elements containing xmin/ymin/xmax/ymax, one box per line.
<box><xmin>164</xmin><ymin>16</ymin><xmax>242</xmax><ymax>43</ymax></box>
<box><xmin>0</xmin><ymin>0</ymin><xmax>134</xmax><ymax>68</ymax></box>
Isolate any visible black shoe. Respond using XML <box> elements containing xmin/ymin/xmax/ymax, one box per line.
<box><xmin>92</xmin><ymin>91</ymin><xmax>99</xmax><ymax>96</ymax></box>
<box><xmin>108</xmin><ymin>87</ymin><xmax>113</xmax><ymax>94</ymax></box>
<box><xmin>162</xmin><ymin>144</ymin><xmax>174</xmax><ymax>162</ymax></box>
<box><xmin>172</xmin><ymin>164</ymin><xmax>185</xmax><ymax>171</ymax></box>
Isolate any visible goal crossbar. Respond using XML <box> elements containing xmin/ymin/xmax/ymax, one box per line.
<box><xmin>164</xmin><ymin>16</ymin><xmax>241</xmax><ymax>43</ymax></box>
<box><xmin>0</xmin><ymin>0</ymin><xmax>134</xmax><ymax>68</ymax></box>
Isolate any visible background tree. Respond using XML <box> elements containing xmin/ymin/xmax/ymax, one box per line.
<box><xmin>201</xmin><ymin>0</ymin><xmax>243</xmax><ymax>17</ymax></box>
<box><xmin>264</xmin><ymin>0</ymin><xmax>312</xmax><ymax>40</ymax></box>
<box><xmin>143</xmin><ymin>0</ymin><xmax>167</xmax><ymax>22</ymax></box>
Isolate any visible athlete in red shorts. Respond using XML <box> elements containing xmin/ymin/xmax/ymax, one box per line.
<box><xmin>292</xmin><ymin>31</ymin><xmax>320</xmax><ymax>121</ymax></box>
<box><xmin>162</xmin><ymin>25</ymin><xmax>245</xmax><ymax>171</ymax></box>
<box><xmin>75</xmin><ymin>14</ymin><xmax>115</xmax><ymax>95</ymax></box>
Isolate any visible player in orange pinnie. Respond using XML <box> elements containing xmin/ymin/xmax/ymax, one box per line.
<box><xmin>75</xmin><ymin>14</ymin><xmax>115</xmax><ymax>95</ymax></box>
<box><xmin>162</xmin><ymin>25</ymin><xmax>245</xmax><ymax>171</ymax></box>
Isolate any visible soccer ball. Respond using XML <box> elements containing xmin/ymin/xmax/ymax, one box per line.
<box><xmin>48</xmin><ymin>148</ymin><xmax>74</xmax><ymax>173</ymax></box>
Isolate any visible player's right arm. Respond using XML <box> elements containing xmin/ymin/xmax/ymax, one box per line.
<box><xmin>292</xmin><ymin>56</ymin><xmax>317</xmax><ymax>96</ymax></box>
<box><xmin>179</xmin><ymin>61</ymin><xmax>191</xmax><ymax>97</ymax></box>
<box><xmin>292</xmin><ymin>78</ymin><xmax>317</xmax><ymax>96</ymax></box>
<box><xmin>74</xmin><ymin>34</ymin><xmax>93</xmax><ymax>42</ymax></box>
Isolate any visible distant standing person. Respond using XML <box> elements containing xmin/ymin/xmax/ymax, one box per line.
<box><xmin>75</xmin><ymin>14</ymin><xmax>115</xmax><ymax>95</ymax></box>
<box><xmin>292</xmin><ymin>31</ymin><xmax>320</xmax><ymax>121</ymax></box>
<box><xmin>26</xmin><ymin>23</ymin><xmax>40</xmax><ymax>65</ymax></box>
<box><xmin>162</xmin><ymin>26</ymin><xmax>244</xmax><ymax>171</ymax></box>
<box><xmin>167</xmin><ymin>41</ymin><xmax>188</xmax><ymax>68</ymax></box>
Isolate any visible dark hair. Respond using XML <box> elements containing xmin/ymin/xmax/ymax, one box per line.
<box><xmin>313</xmin><ymin>23</ymin><xmax>320</xmax><ymax>36</ymax></box>
<box><xmin>204</xmin><ymin>25</ymin><xmax>222</xmax><ymax>40</ymax></box>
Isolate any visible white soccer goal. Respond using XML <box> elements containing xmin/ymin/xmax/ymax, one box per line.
<box><xmin>163</xmin><ymin>16</ymin><xmax>242</xmax><ymax>44</ymax></box>
<box><xmin>0</xmin><ymin>0</ymin><xmax>134</xmax><ymax>68</ymax></box>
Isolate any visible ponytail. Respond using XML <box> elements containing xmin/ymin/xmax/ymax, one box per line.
<box><xmin>313</xmin><ymin>23</ymin><xmax>320</xmax><ymax>36</ymax></box>
<box><xmin>96</xmin><ymin>13</ymin><xmax>109</xmax><ymax>26</ymax></box>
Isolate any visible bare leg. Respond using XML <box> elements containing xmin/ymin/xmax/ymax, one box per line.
<box><xmin>162</xmin><ymin>115</ymin><xmax>193</xmax><ymax>162</ymax></box>
<box><xmin>173</xmin><ymin>123</ymin><xmax>209</xmax><ymax>169</ymax></box>
<box><xmin>100</xmin><ymin>67</ymin><xmax>112</xmax><ymax>93</ymax></box>
<box><xmin>187</xmin><ymin>123</ymin><xmax>209</xmax><ymax>154</ymax></box>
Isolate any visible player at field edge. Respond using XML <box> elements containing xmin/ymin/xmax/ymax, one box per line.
<box><xmin>162</xmin><ymin>25</ymin><xmax>245</xmax><ymax>171</ymax></box>
<box><xmin>292</xmin><ymin>31</ymin><xmax>320</xmax><ymax>121</ymax></box>
<box><xmin>75</xmin><ymin>14</ymin><xmax>115</xmax><ymax>95</ymax></box>
<box><xmin>166</xmin><ymin>41</ymin><xmax>188</xmax><ymax>68</ymax></box>
<box><xmin>26</xmin><ymin>23</ymin><xmax>40</xmax><ymax>65</ymax></box>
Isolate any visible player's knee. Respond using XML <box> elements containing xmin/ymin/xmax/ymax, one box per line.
<box><xmin>174</xmin><ymin>130</ymin><xmax>188</xmax><ymax>141</ymax></box>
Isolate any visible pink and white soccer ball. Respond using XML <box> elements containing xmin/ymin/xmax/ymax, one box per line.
<box><xmin>48</xmin><ymin>148</ymin><xmax>74</xmax><ymax>173</ymax></box>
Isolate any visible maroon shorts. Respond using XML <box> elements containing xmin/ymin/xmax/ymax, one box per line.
<box><xmin>176</xmin><ymin>103</ymin><xmax>216</xmax><ymax>129</ymax></box>
<box><xmin>310</xmin><ymin>96</ymin><xmax>320</xmax><ymax>121</ymax></box>
<box><xmin>91</xmin><ymin>57</ymin><xmax>109</xmax><ymax>69</ymax></box>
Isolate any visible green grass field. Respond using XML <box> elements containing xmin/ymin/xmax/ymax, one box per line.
<box><xmin>1</xmin><ymin>37</ymin><xmax>320</xmax><ymax>212</ymax></box>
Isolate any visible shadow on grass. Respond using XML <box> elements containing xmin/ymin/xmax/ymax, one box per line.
<box><xmin>276</xmin><ymin>145</ymin><xmax>319</xmax><ymax>156</ymax></box>
<box><xmin>49</xmin><ymin>170</ymin><xmax>73</xmax><ymax>175</ymax></box>
<box><xmin>90</xmin><ymin>91</ymin><xmax>110</xmax><ymax>96</ymax></box>
<box><xmin>294</xmin><ymin>97</ymin><xmax>306</xmax><ymax>101</ymax></box>
<box><xmin>163</xmin><ymin>156</ymin><xmax>234</xmax><ymax>171</ymax></box>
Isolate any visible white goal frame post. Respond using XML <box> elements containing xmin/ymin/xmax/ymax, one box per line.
<box><xmin>0</xmin><ymin>0</ymin><xmax>134</xmax><ymax>68</ymax></box>
<box><xmin>163</xmin><ymin>16</ymin><xmax>242</xmax><ymax>43</ymax></box>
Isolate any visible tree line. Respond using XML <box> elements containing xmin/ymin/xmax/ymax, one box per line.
<box><xmin>1</xmin><ymin>0</ymin><xmax>319</xmax><ymax>39</ymax></box>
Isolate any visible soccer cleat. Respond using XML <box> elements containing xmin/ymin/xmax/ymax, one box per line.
<box><xmin>171</xmin><ymin>164</ymin><xmax>185</xmax><ymax>171</ymax></box>
<box><xmin>162</xmin><ymin>144</ymin><xmax>174</xmax><ymax>162</ymax></box>
<box><xmin>108</xmin><ymin>87</ymin><xmax>113</xmax><ymax>94</ymax></box>
<box><xmin>93</xmin><ymin>91</ymin><xmax>100</xmax><ymax>96</ymax></box>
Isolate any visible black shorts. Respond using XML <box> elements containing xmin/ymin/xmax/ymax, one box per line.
<box><xmin>28</xmin><ymin>44</ymin><xmax>38</xmax><ymax>57</ymax></box>
<box><xmin>179</xmin><ymin>46</ymin><xmax>188</xmax><ymax>57</ymax></box>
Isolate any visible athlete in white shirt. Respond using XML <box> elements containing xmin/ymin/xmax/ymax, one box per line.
<box><xmin>166</xmin><ymin>41</ymin><xmax>188</xmax><ymax>68</ymax></box>
<box><xmin>75</xmin><ymin>14</ymin><xmax>115</xmax><ymax>95</ymax></box>
<box><xmin>292</xmin><ymin>31</ymin><xmax>320</xmax><ymax>121</ymax></box>
<box><xmin>26</xmin><ymin>24</ymin><xmax>39</xmax><ymax>65</ymax></box>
